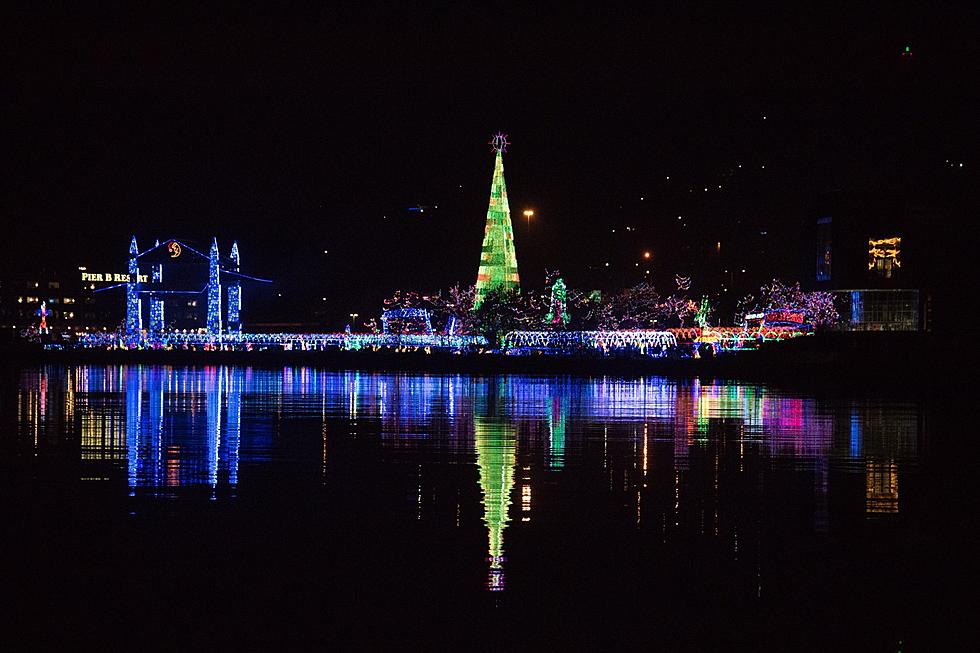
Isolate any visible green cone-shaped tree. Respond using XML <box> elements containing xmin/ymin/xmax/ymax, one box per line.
<box><xmin>474</xmin><ymin>135</ymin><xmax>520</xmax><ymax>308</ymax></box>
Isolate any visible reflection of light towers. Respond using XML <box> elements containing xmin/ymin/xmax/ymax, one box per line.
<box><xmin>548</xmin><ymin>395</ymin><xmax>566</xmax><ymax>468</ymax></box>
<box><xmin>122</xmin><ymin>366</ymin><xmax>242</xmax><ymax>492</ymax></box>
<box><xmin>474</xmin><ymin>415</ymin><xmax>516</xmax><ymax>592</ymax></box>
<box><xmin>474</xmin><ymin>133</ymin><xmax>520</xmax><ymax>308</ymax></box>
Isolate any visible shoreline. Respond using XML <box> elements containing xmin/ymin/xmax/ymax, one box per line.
<box><xmin>2</xmin><ymin>332</ymin><xmax>939</xmax><ymax>395</ymax></box>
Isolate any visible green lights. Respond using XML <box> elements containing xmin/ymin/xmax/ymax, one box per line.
<box><xmin>545</xmin><ymin>277</ymin><xmax>571</xmax><ymax>327</ymax></box>
<box><xmin>474</xmin><ymin>139</ymin><xmax>520</xmax><ymax>309</ymax></box>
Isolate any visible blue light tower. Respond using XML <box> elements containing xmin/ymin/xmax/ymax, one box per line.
<box><xmin>207</xmin><ymin>237</ymin><xmax>222</xmax><ymax>335</ymax></box>
<box><xmin>126</xmin><ymin>235</ymin><xmax>142</xmax><ymax>340</ymax></box>
<box><xmin>149</xmin><ymin>239</ymin><xmax>165</xmax><ymax>333</ymax></box>
<box><xmin>227</xmin><ymin>241</ymin><xmax>241</xmax><ymax>334</ymax></box>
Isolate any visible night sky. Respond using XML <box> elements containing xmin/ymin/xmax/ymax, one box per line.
<box><xmin>4</xmin><ymin>5</ymin><xmax>977</xmax><ymax>325</ymax></box>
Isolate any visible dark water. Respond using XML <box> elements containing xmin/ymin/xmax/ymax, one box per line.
<box><xmin>0</xmin><ymin>366</ymin><xmax>969</xmax><ymax>648</ymax></box>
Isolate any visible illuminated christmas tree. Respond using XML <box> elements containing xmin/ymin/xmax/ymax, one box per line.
<box><xmin>545</xmin><ymin>277</ymin><xmax>571</xmax><ymax>327</ymax></box>
<box><xmin>474</xmin><ymin>133</ymin><xmax>520</xmax><ymax>308</ymax></box>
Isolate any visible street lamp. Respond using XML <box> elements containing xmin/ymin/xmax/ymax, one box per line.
<box><xmin>349</xmin><ymin>313</ymin><xmax>359</xmax><ymax>330</ymax></box>
<box><xmin>523</xmin><ymin>209</ymin><xmax>534</xmax><ymax>234</ymax></box>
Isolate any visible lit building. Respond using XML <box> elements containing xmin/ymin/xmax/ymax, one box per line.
<box><xmin>0</xmin><ymin>269</ymin><xmax>118</xmax><ymax>336</ymax></box>
<box><xmin>865</xmin><ymin>460</ymin><xmax>899</xmax><ymax>514</ymax></box>
<box><xmin>804</xmin><ymin>189</ymin><xmax>932</xmax><ymax>331</ymax></box>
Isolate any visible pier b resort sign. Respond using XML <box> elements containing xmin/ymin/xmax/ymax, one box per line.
<box><xmin>81</xmin><ymin>271</ymin><xmax>149</xmax><ymax>283</ymax></box>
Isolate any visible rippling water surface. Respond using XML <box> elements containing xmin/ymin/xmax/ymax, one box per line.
<box><xmin>2</xmin><ymin>365</ymin><xmax>958</xmax><ymax>648</ymax></box>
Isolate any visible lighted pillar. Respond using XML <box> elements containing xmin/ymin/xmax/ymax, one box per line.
<box><xmin>227</xmin><ymin>241</ymin><xmax>241</xmax><ymax>334</ymax></box>
<box><xmin>126</xmin><ymin>236</ymin><xmax>142</xmax><ymax>340</ymax></box>
<box><xmin>207</xmin><ymin>237</ymin><xmax>222</xmax><ymax>335</ymax></box>
<box><xmin>474</xmin><ymin>133</ymin><xmax>520</xmax><ymax>309</ymax></box>
<box><xmin>149</xmin><ymin>239</ymin><xmax>165</xmax><ymax>333</ymax></box>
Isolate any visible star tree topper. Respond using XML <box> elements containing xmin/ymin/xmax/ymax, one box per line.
<box><xmin>489</xmin><ymin>132</ymin><xmax>509</xmax><ymax>153</ymax></box>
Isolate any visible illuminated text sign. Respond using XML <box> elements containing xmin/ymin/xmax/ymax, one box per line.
<box><xmin>81</xmin><ymin>272</ymin><xmax>149</xmax><ymax>283</ymax></box>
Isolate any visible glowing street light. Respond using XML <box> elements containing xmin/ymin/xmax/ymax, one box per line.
<box><xmin>643</xmin><ymin>251</ymin><xmax>651</xmax><ymax>259</ymax></box>
<box><xmin>523</xmin><ymin>209</ymin><xmax>534</xmax><ymax>234</ymax></box>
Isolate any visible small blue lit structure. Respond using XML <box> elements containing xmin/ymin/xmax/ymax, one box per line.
<box><xmin>227</xmin><ymin>241</ymin><xmax>242</xmax><ymax>334</ymax></box>
<box><xmin>126</xmin><ymin>236</ymin><xmax>142</xmax><ymax>341</ymax></box>
<box><xmin>207</xmin><ymin>237</ymin><xmax>222</xmax><ymax>335</ymax></box>
<box><xmin>381</xmin><ymin>308</ymin><xmax>434</xmax><ymax>335</ymax></box>
<box><xmin>149</xmin><ymin>239</ymin><xmax>164</xmax><ymax>333</ymax></box>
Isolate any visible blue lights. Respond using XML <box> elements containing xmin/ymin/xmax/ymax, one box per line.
<box><xmin>381</xmin><ymin>308</ymin><xmax>434</xmax><ymax>335</ymax></box>
<box><xmin>77</xmin><ymin>330</ymin><xmax>488</xmax><ymax>350</ymax></box>
<box><xmin>149</xmin><ymin>297</ymin><xmax>165</xmax><ymax>333</ymax></box>
<box><xmin>227</xmin><ymin>285</ymin><xmax>241</xmax><ymax>334</ymax></box>
<box><xmin>149</xmin><ymin>239</ymin><xmax>165</xmax><ymax>333</ymax></box>
<box><xmin>126</xmin><ymin>235</ymin><xmax>142</xmax><ymax>340</ymax></box>
<box><xmin>207</xmin><ymin>237</ymin><xmax>222</xmax><ymax>335</ymax></box>
<box><xmin>851</xmin><ymin>291</ymin><xmax>864</xmax><ymax>325</ymax></box>
<box><xmin>227</xmin><ymin>240</ymin><xmax>241</xmax><ymax>334</ymax></box>
<box><xmin>115</xmin><ymin>236</ymin><xmax>272</xmax><ymax>345</ymax></box>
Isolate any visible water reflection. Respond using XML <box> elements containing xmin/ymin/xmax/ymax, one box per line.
<box><xmin>12</xmin><ymin>366</ymin><xmax>922</xmax><ymax>594</ymax></box>
<box><xmin>475</xmin><ymin>415</ymin><xmax>516</xmax><ymax>591</ymax></box>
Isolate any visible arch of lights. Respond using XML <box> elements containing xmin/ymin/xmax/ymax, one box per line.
<box><xmin>381</xmin><ymin>308</ymin><xmax>434</xmax><ymax>335</ymax></box>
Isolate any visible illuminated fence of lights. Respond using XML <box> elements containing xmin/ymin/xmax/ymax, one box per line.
<box><xmin>76</xmin><ymin>331</ymin><xmax>488</xmax><ymax>351</ymax></box>
<box><xmin>502</xmin><ymin>330</ymin><xmax>677</xmax><ymax>355</ymax></box>
<box><xmin>668</xmin><ymin>326</ymin><xmax>809</xmax><ymax>350</ymax></box>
